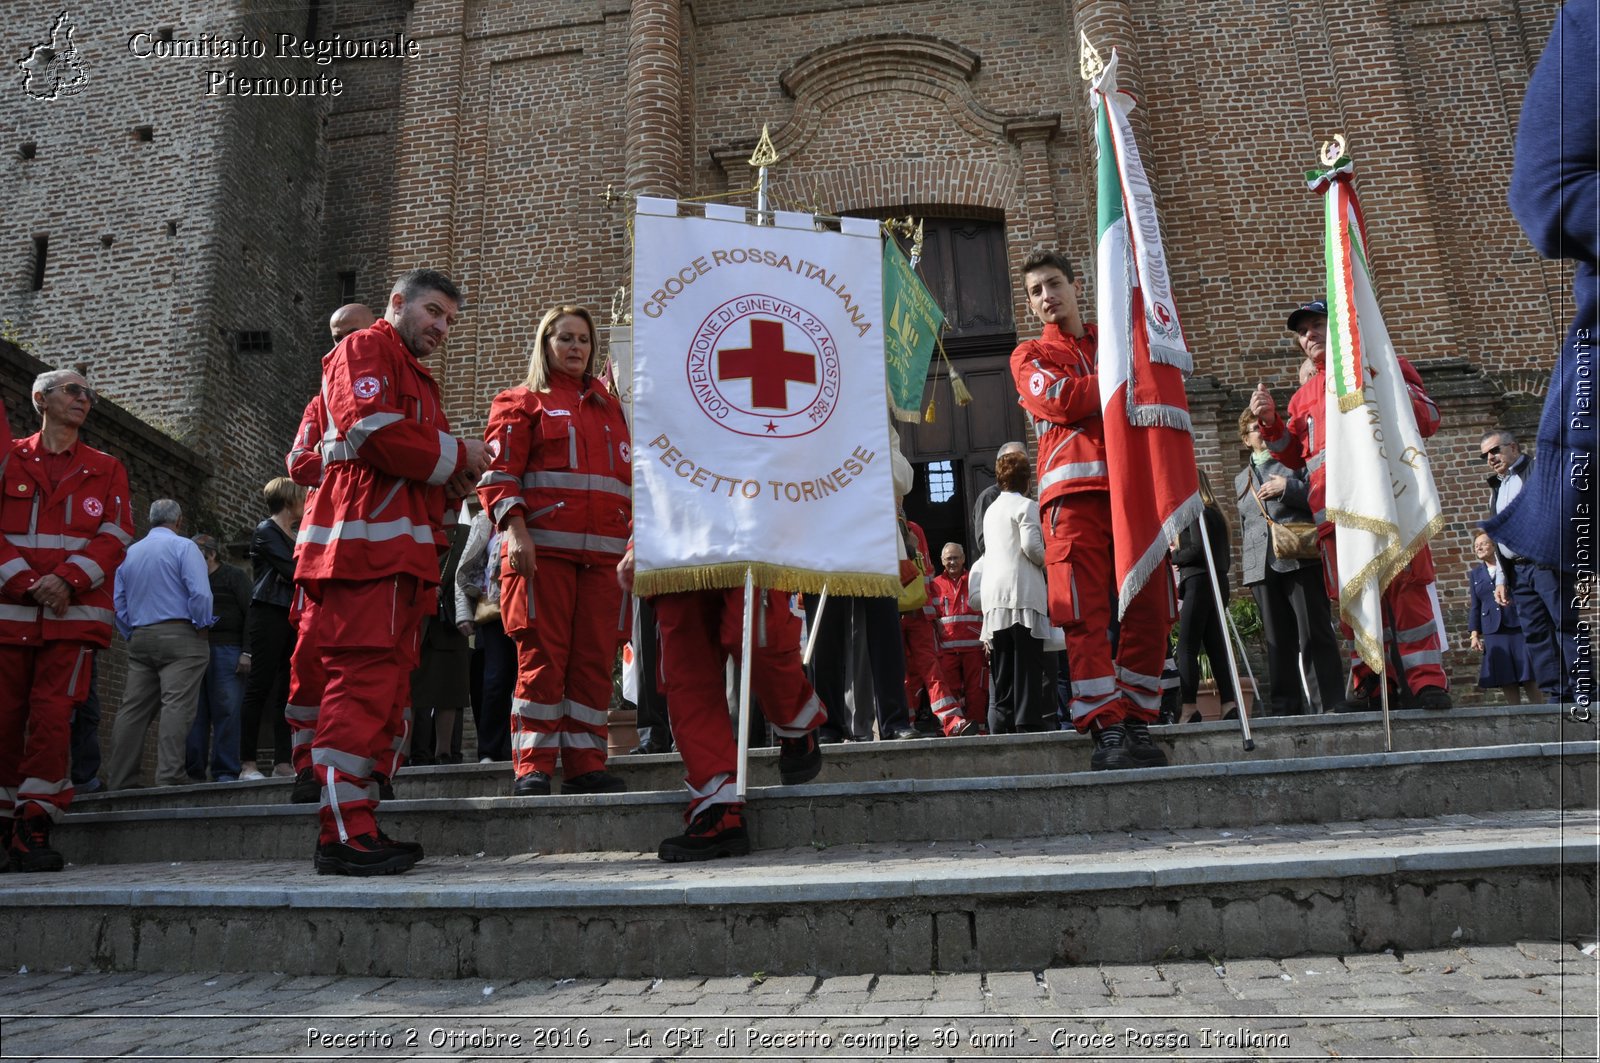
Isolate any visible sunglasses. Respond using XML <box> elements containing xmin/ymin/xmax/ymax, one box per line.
<box><xmin>44</xmin><ymin>383</ymin><xmax>96</xmax><ymax>404</ymax></box>
<box><xmin>1480</xmin><ymin>444</ymin><xmax>1505</xmax><ymax>462</ymax></box>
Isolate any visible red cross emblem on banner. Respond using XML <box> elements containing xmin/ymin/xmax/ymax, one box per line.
<box><xmin>717</xmin><ymin>319</ymin><xmax>817</xmax><ymax>410</ymax></box>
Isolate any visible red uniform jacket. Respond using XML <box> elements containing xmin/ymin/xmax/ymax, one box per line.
<box><xmin>0</xmin><ymin>434</ymin><xmax>133</xmax><ymax>648</ymax></box>
<box><xmin>294</xmin><ymin>319</ymin><xmax>464</xmax><ymax>587</ymax></box>
<box><xmin>1010</xmin><ymin>323</ymin><xmax>1107</xmax><ymax>505</ymax></box>
<box><xmin>476</xmin><ymin>374</ymin><xmax>631</xmax><ymax>565</ymax></box>
<box><xmin>1259</xmin><ymin>356</ymin><xmax>1441</xmax><ymax>520</ymax></box>
<box><xmin>930</xmin><ymin>571</ymin><xmax>982</xmax><ymax>650</ymax></box>
<box><xmin>286</xmin><ymin>394</ymin><xmax>325</xmax><ymax>487</ymax></box>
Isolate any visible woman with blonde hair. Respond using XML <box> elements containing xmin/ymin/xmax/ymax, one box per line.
<box><xmin>477</xmin><ymin>305</ymin><xmax>632</xmax><ymax>796</ymax></box>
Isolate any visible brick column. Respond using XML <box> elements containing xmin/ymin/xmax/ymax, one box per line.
<box><xmin>626</xmin><ymin>0</ymin><xmax>684</xmax><ymax>197</ymax></box>
<box><xmin>1071</xmin><ymin>0</ymin><xmax>1149</xmax><ymax>141</ymax></box>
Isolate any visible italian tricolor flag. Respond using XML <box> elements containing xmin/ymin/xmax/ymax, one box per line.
<box><xmin>1091</xmin><ymin>49</ymin><xmax>1202</xmax><ymax>614</ymax></box>
<box><xmin>1315</xmin><ymin>155</ymin><xmax>1443</xmax><ymax>672</ymax></box>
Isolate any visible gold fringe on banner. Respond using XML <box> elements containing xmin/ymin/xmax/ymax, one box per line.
<box><xmin>634</xmin><ymin>564</ymin><xmax>900</xmax><ymax>599</ymax></box>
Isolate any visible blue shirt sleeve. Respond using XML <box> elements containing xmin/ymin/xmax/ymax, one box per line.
<box><xmin>182</xmin><ymin>542</ymin><xmax>216</xmax><ymax>629</ymax></box>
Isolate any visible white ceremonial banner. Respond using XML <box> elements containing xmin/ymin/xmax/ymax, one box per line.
<box><xmin>630</xmin><ymin>203</ymin><xmax>901</xmax><ymax>597</ymax></box>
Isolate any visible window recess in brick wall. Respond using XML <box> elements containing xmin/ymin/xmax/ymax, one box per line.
<box><xmin>235</xmin><ymin>330</ymin><xmax>272</xmax><ymax>354</ymax></box>
<box><xmin>30</xmin><ymin>236</ymin><xmax>48</xmax><ymax>290</ymax></box>
<box><xmin>338</xmin><ymin>270</ymin><xmax>356</xmax><ymax>304</ymax></box>
<box><xmin>133</xmin><ymin>125</ymin><xmax>153</xmax><ymax>142</ymax></box>
<box><xmin>19</xmin><ymin>143</ymin><xmax>36</xmax><ymax>160</ymax></box>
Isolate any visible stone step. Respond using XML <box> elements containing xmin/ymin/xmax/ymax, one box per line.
<box><xmin>78</xmin><ymin>703</ymin><xmax>1579</xmax><ymax>811</ymax></box>
<box><xmin>50</xmin><ymin>741</ymin><xmax>1597</xmax><ymax>865</ymax></box>
<box><xmin>2</xmin><ymin>809</ymin><xmax>1592</xmax><ymax>978</ymax></box>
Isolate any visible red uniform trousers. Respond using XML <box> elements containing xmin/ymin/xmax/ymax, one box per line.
<box><xmin>0</xmin><ymin>641</ymin><xmax>93</xmax><ymax>821</ymax></box>
<box><xmin>939</xmin><ymin>646</ymin><xmax>988</xmax><ymax>718</ymax></box>
<box><xmin>900</xmin><ymin>613</ymin><xmax>967</xmax><ymax>734</ymax></box>
<box><xmin>285</xmin><ymin>591</ymin><xmax>322</xmax><ymax>775</ymax></box>
<box><xmin>303</xmin><ymin>575</ymin><xmax>426</xmax><ymax>844</ymax></box>
<box><xmin>1044</xmin><ymin>491</ymin><xmax>1175</xmax><ymax>730</ymax></box>
<box><xmin>288</xmin><ymin>592</ymin><xmax>414</xmax><ymax>779</ymax></box>
<box><xmin>653</xmin><ymin>588</ymin><xmax>827</xmax><ymax>821</ymax></box>
<box><xmin>501</xmin><ymin>556</ymin><xmax>623</xmax><ymax>781</ymax></box>
<box><xmin>1318</xmin><ymin>530</ymin><xmax>1448</xmax><ymax>697</ymax></box>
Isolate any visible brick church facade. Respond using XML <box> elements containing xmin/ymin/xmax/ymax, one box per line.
<box><xmin>2</xmin><ymin>0</ymin><xmax>1571</xmax><ymax>685</ymax></box>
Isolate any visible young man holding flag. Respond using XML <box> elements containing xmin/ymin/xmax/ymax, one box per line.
<box><xmin>1011</xmin><ymin>251</ymin><xmax>1173</xmax><ymax>770</ymax></box>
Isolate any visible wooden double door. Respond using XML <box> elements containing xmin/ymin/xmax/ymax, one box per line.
<box><xmin>892</xmin><ymin>217</ymin><xmax>1025</xmax><ymax>562</ymax></box>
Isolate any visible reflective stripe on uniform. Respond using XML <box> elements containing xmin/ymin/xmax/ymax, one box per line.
<box><xmin>0</xmin><ymin>557</ymin><xmax>30</xmax><ymax>584</ymax></box>
<box><xmin>0</xmin><ymin>603</ymin><xmax>39</xmax><ymax>622</ymax></box>
<box><xmin>311</xmin><ymin>746</ymin><xmax>376</xmax><ymax>777</ymax></box>
<box><xmin>320</xmin><ymin>439</ymin><xmax>358</xmax><ymax>464</ymax></box>
<box><xmin>1038</xmin><ymin>461</ymin><xmax>1108</xmax><ymax>491</ymax></box>
<box><xmin>558</xmin><ymin>731</ymin><xmax>606</xmax><ymax>750</ymax></box>
<box><xmin>939</xmin><ymin>638</ymin><xmax>982</xmax><ymax>649</ymax></box>
<box><xmin>297</xmin><ymin>518</ymin><xmax>436</xmax><ymax>548</ymax></box>
<box><xmin>5</xmin><ymin>532</ymin><xmax>88</xmax><ymax>551</ymax></box>
<box><xmin>65</xmin><ymin>554</ymin><xmax>104</xmax><ymax>587</ymax></box>
<box><xmin>345</xmin><ymin>412</ymin><xmax>403</xmax><ymax>451</ymax></box>
<box><xmin>1394</xmin><ymin>621</ymin><xmax>1439</xmax><ymax>643</ymax></box>
<box><xmin>425</xmin><ymin>430</ymin><xmax>458</xmax><ymax>486</ymax></box>
<box><xmin>513</xmin><ymin>697</ymin><xmax>564</xmax><ymax>722</ymax></box>
<box><xmin>530</xmin><ymin>528</ymin><xmax>629</xmax><ymax>556</ymax></box>
<box><xmin>98</xmin><ymin>522</ymin><xmax>133</xmax><ymax>546</ymax></box>
<box><xmin>60</xmin><ymin>606</ymin><xmax>114</xmax><ymax>626</ymax></box>
<box><xmin>520</xmin><ymin>471</ymin><xmax>630</xmax><ymax>498</ymax></box>
<box><xmin>565</xmin><ymin>699</ymin><xmax>609</xmax><ymax>728</ymax></box>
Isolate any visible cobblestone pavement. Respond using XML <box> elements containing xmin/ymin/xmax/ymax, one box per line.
<box><xmin>1</xmin><ymin>941</ymin><xmax>1595</xmax><ymax>1061</ymax></box>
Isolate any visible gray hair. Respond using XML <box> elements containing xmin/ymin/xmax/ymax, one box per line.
<box><xmin>31</xmin><ymin>369</ymin><xmax>80</xmax><ymax>413</ymax></box>
<box><xmin>1482</xmin><ymin>428</ymin><xmax>1519</xmax><ymax>447</ymax></box>
<box><xmin>996</xmin><ymin>440</ymin><xmax>1026</xmax><ymax>460</ymax></box>
<box><xmin>148</xmin><ymin>499</ymin><xmax>182</xmax><ymax>528</ymax></box>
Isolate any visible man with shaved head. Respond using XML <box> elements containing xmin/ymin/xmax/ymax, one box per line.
<box><xmin>328</xmin><ymin>304</ymin><xmax>375</xmax><ymax>344</ymax></box>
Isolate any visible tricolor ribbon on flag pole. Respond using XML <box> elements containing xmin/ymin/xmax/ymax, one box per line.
<box><xmin>1313</xmin><ymin>150</ymin><xmax>1444</xmax><ymax>674</ymax></box>
<box><xmin>1089</xmin><ymin>48</ymin><xmax>1202</xmax><ymax>615</ymax></box>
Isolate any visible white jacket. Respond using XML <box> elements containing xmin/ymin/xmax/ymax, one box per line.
<box><xmin>977</xmin><ymin>491</ymin><xmax>1047</xmax><ymax>615</ymax></box>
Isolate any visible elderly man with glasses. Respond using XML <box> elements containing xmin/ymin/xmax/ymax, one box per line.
<box><xmin>1482</xmin><ymin>429</ymin><xmax>1583</xmax><ymax>704</ymax></box>
<box><xmin>0</xmin><ymin>370</ymin><xmax>133</xmax><ymax>871</ymax></box>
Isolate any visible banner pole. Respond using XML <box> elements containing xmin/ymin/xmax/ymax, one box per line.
<box><xmin>1378</xmin><ymin>665</ymin><xmax>1393</xmax><ymax>753</ymax></box>
<box><xmin>802</xmin><ymin>585</ymin><xmax>829</xmax><ymax>666</ymax></box>
<box><xmin>1196</xmin><ymin>512</ymin><xmax>1254</xmax><ymax>751</ymax></box>
<box><xmin>736</xmin><ymin>567</ymin><xmax>756</xmax><ymax>799</ymax></box>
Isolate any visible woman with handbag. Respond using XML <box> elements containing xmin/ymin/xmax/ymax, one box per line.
<box><xmin>1234</xmin><ymin>410</ymin><xmax>1344</xmax><ymax>715</ymax></box>
<box><xmin>476</xmin><ymin>305</ymin><xmax>632</xmax><ymax>796</ymax></box>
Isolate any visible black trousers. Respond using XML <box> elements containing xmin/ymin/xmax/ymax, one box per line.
<box><xmin>239</xmin><ymin>602</ymin><xmax>294</xmax><ymax>765</ymax></box>
<box><xmin>1175</xmin><ymin>574</ymin><xmax>1240</xmax><ymax>706</ymax></box>
<box><xmin>804</xmin><ymin>595</ymin><xmax>909</xmax><ymax>739</ymax></box>
<box><xmin>1251</xmin><ymin>564</ymin><xmax>1344</xmax><ymax>713</ymax></box>
<box><xmin>990</xmin><ymin>624</ymin><xmax>1048</xmax><ymax>733</ymax></box>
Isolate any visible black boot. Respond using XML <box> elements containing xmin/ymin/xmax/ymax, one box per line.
<box><xmin>658</xmin><ymin>804</ymin><xmax>750</xmax><ymax>862</ymax></box>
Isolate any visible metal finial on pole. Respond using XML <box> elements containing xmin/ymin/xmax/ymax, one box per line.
<box><xmin>1079</xmin><ymin>32</ymin><xmax>1105</xmax><ymax>82</ymax></box>
<box><xmin>1319</xmin><ymin>133</ymin><xmax>1348</xmax><ymax>167</ymax></box>
<box><xmin>749</xmin><ymin>124</ymin><xmax>779</xmax><ymax>224</ymax></box>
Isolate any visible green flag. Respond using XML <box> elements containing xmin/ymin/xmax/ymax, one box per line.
<box><xmin>881</xmin><ymin>238</ymin><xmax>945</xmax><ymax>422</ymax></box>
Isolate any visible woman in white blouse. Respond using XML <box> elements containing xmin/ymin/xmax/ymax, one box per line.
<box><xmin>971</xmin><ymin>450</ymin><xmax>1056</xmax><ymax>732</ymax></box>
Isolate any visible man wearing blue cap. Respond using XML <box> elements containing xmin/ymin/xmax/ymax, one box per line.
<box><xmin>1251</xmin><ymin>299</ymin><xmax>1452</xmax><ymax>712</ymax></box>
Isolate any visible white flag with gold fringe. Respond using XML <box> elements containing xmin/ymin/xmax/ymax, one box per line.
<box><xmin>630</xmin><ymin>198</ymin><xmax>900</xmax><ymax>598</ymax></box>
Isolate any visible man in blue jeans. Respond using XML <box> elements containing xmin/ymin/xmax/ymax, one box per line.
<box><xmin>185</xmin><ymin>534</ymin><xmax>252</xmax><ymax>782</ymax></box>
